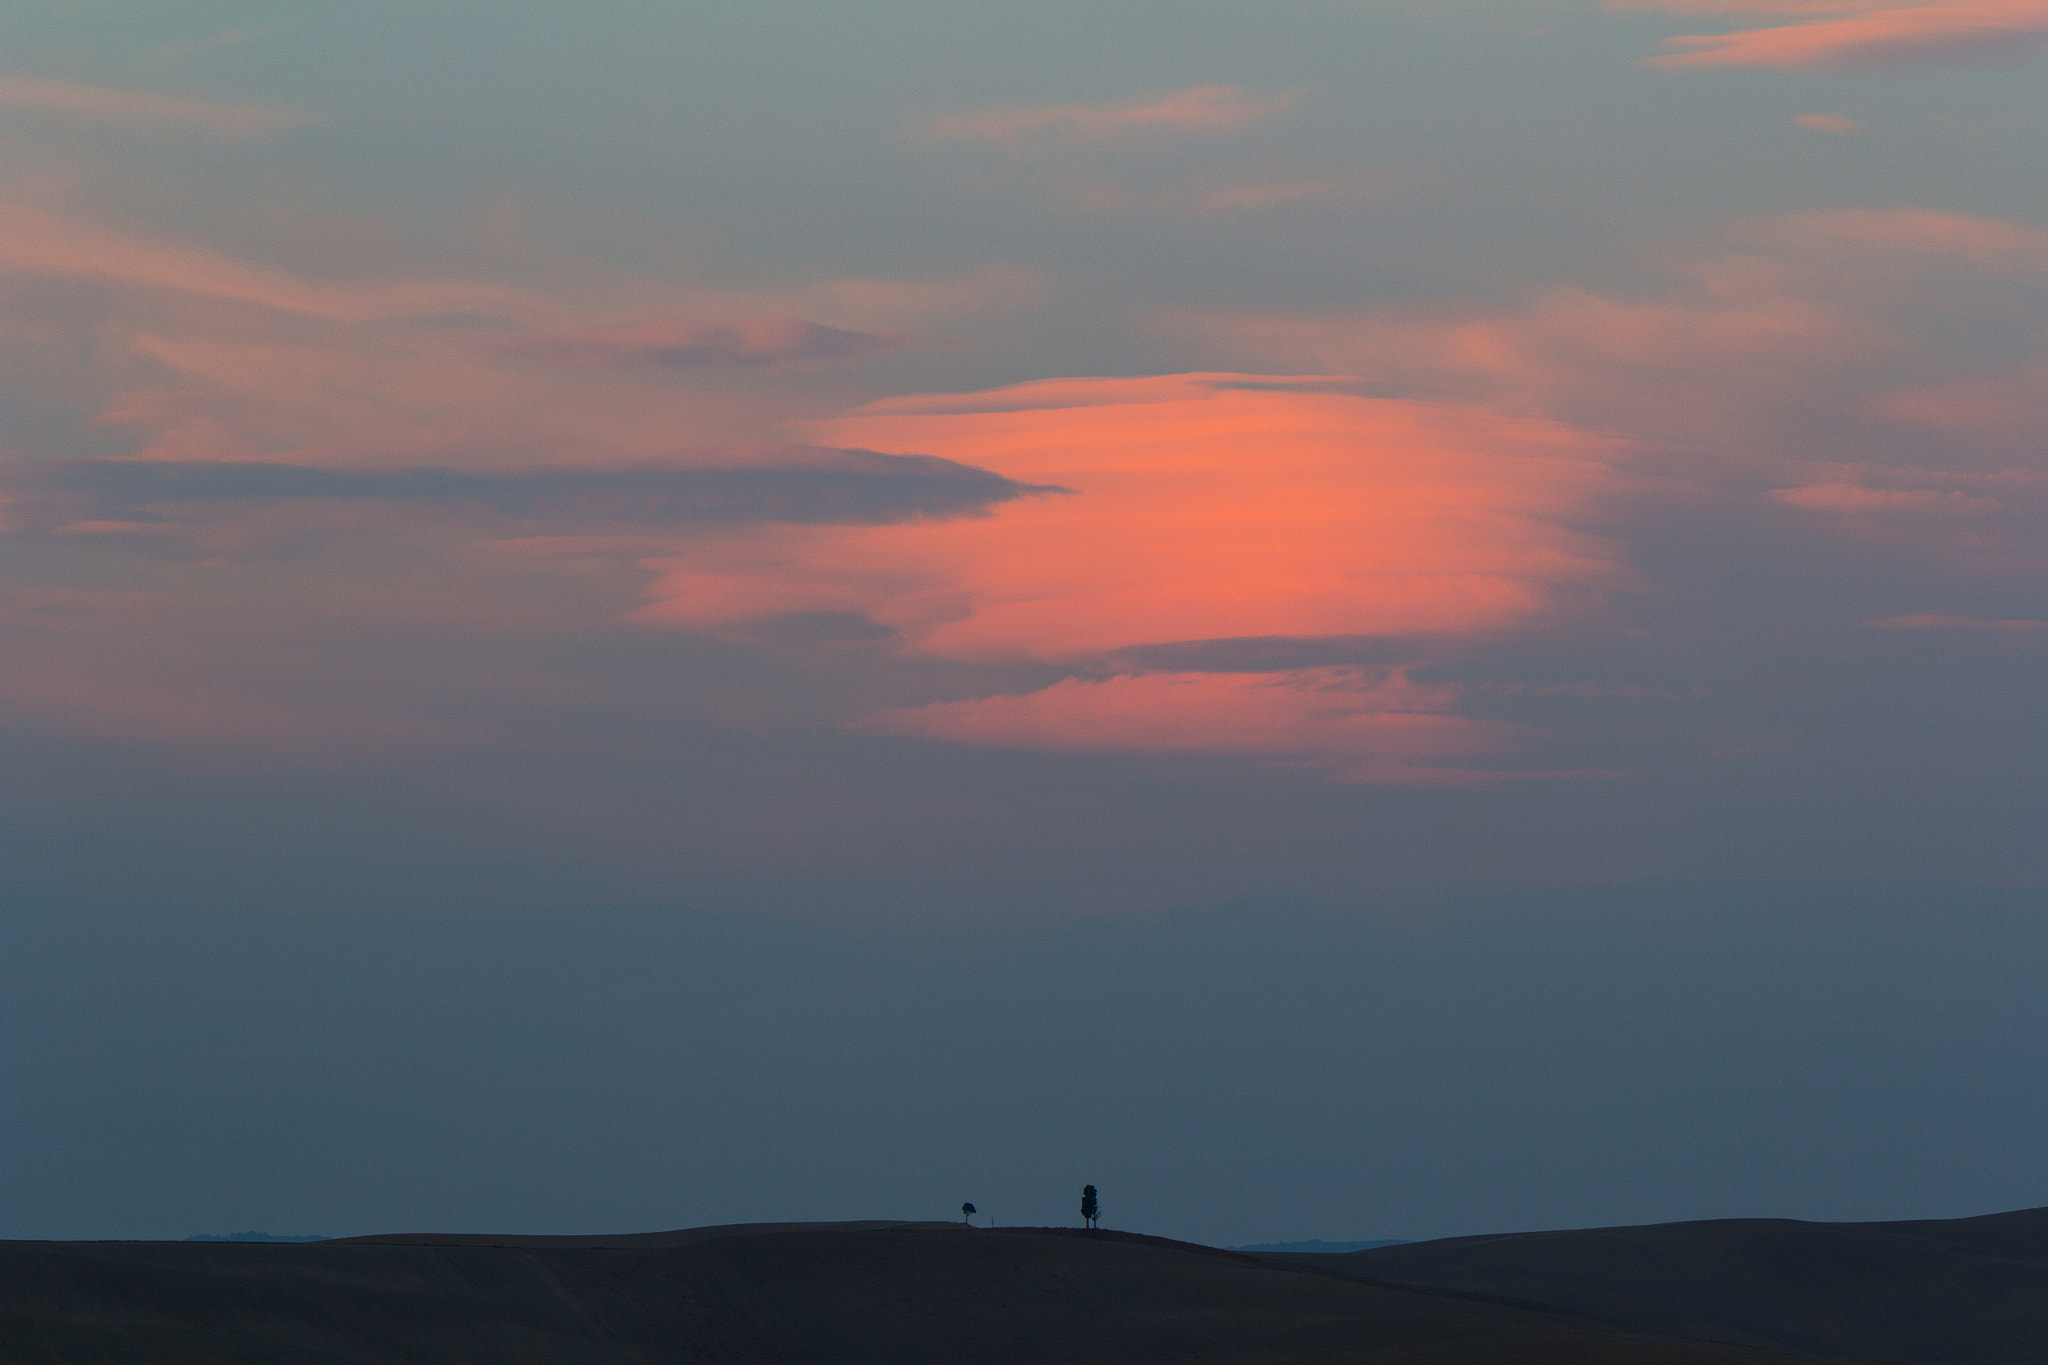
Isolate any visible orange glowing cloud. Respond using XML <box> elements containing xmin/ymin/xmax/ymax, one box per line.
<box><xmin>625</xmin><ymin>374</ymin><xmax>1635</xmax><ymax>782</ymax></box>
<box><xmin>1611</xmin><ymin>1</ymin><xmax>2048</xmax><ymax>70</ymax></box>
<box><xmin>1152</xmin><ymin>205</ymin><xmax>2048</xmax><ymax>647</ymax></box>
<box><xmin>922</xmin><ymin>85</ymin><xmax>1296</xmax><ymax>146</ymax></box>
<box><xmin>853</xmin><ymin>667</ymin><xmax>1532</xmax><ymax>786</ymax></box>
<box><xmin>631</xmin><ymin>375</ymin><xmax>1633</xmax><ymax>662</ymax></box>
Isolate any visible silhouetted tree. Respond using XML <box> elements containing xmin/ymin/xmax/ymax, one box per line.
<box><xmin>961</xmin><ymin>1202</ymin><xmax>976</xmax><ymax>1224</ymax></box>
<box><xmin>1080</xmin><ymin>1185</ymin><xmax>1099</xmax><ymax>1229</ymax></box>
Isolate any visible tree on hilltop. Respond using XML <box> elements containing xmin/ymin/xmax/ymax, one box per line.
<box><xmin>961</xmin><ymin>1202</ymin><xmax>976</xmax><ymax>1224</ymax></box>
<box><xmin>1080</xmin><ymin>1185</ymin><xmax>1099</xmax><ymax>1229</ymax></box>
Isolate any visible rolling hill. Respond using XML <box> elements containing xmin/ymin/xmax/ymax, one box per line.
<box><xmin>1285</xmin><ymin>1206</ymin><xmax>2048</xmax><ymax>1365</ymax></box>
<box><xmin>0</xmin><ymin>1221</ymin><xmax>1857</xmax><ymax>1364</ymax></box>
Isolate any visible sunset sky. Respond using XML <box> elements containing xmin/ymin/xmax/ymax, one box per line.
<box><xmin>6</xmin><ymin>2</ymin><xmax>2048</xmax><ymax>1244</ymax></box>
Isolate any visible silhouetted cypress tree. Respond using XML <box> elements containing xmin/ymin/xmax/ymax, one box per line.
<box><xmin>1080</xmin><ymin>1185</ymin><xmax>1099</xmax><ymax>1229</ymax></box>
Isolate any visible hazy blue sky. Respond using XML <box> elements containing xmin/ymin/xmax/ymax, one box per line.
<box><xmin>4</xmin><ymin>1</ymin><xmax>2047</xmax><ymax>1241</ymax></box>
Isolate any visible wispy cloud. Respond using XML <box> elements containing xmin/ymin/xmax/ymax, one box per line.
<box><xmin>0</xmin><ymin>74</ymin><xmax>314</xmax><ymax>138</ymax></box>
<box><xmin>852</xmin><ymin>668</ymin><xmax>1535</xmax><ymax>787</ymax></box>
<box><xmin>1794</xmin><ymin>112</ymin><xmax>1861</xmax><ymax>131</ymax></box>
<box><xmin>0</xmin><ymin>198</ymin><xmax>1021</xmax><ymax>475</ymax></box>
<box><xmin>1057</xmin><ymin>172</ymin><xmax>1389</xmax><ymax>217</ymax></box>
<box><xmin>1171</xmin><ymin>208</ymin><xmax>2048</xmax><ymax>469</ymax></box>
<box><xmin>1869</xmin><ymin>612</ymin><xmax>2048</xmax><ymax>629</ymax></box>
<box><xmin>922</xmin><ymin>85</ymin><xmax>1296</xmax><ymax>146</ymax></box>
<box><xmin>790</xmin><ymin>266</ymin><xmax>1045</xmax><ymax>331</ymax></box>
<box><xmin>1169</xmin><ymin>206</ymin><xmax>2048</xmax><ymax>594</ymax></box>
<box><xmin>919</xmin><ymin>86</ymin><xmax>1359</xmax><ymax>224</ymax></box>
<box><xmin>1178</xmin><ymin>175</ymin><xmax>1376</xmax><ymax>213</ymax></box>
<box><xmin>1761</xmin><ymin>464</ymin><xmax>2048</xmax><ymax>570</ymax></box>
<box><xmin>1610</xmin><ymin>1</ymin><xmax>2048</xmax><ymax>71</ymax></box>
<box><xmin>1887</xmin><ymin>358</ymin><xmax>2048</xmax><ymax>454</ymax></box>
<box><xmin>0</xmin><ymin>587</ymin><xmax>485</xmax><ymax>764</ymax></box>
<box><xmin>0</xmin><ymin>202</ymin><xmax>538</xmax><ymax>323</ymax></box>
<box><xmin>139</xmin><ymin>25</ymin><xmax>287</xmax><ymax>65</ymax></box>
<box><xmin>6</xmin><ymin>451</ymin><xmax>1047</xmax><ymax>554</ymax></box>
<box><xmin>1771</xmin><ymin>483</ymin><xmax>1995</xmax><ymax>512</ymax></box>
<box><xmin>505</xmin><ymin>317</ymin><xmax>913</xmax><ymax>370</ymax></box>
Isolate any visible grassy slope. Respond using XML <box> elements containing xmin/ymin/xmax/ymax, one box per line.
<box><xmin>1296</xmin><ymin>1207</ymin><xmax>2048</xmax><ymax>1365</ymax></box>
<box><xmin>0</xmin><ymin>1223</ymin><xmax>1852</xmax><ymax>1365</ymax></box>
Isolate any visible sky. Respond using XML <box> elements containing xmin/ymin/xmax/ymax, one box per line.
<box><xmin>3</xmin><ymin>1</ymin><xmax>2048</xmax><ymax>1244</ymax></box>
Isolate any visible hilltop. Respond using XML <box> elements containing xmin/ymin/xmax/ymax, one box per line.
<box><xmin>1284</xmin><ymin>1205</ymin><xmax>2048</xmax><ymax>1365</ymax></box>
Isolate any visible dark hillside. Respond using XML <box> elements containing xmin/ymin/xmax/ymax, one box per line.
<box><xmin>1291</xmin><ymin>1206</ymin><xmax>2048</xmax><ymax>1365</ymax></box>
<box><xmin>0</xmin><ymin>1222</ymin><xmax>1847</xmax><ymax>1364</ymax></box>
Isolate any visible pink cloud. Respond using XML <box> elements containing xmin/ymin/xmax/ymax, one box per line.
<box><xmin>1611</xmin><ymin>1</ymin><xmax>2048</xmax><ymax>71</ymax></box>
<box><xmin>1794</xmin><ymin>112</ymin><xmax>1862</xmax><ymax>131</ymax></box>
<box><xmin>506</xmin><ymin>317</ymin><xmax>913</xmax><ymax>370</ymax></box>
<box><xmin>1180</xmin><ymin>175</ymin><xmax>1381</xmax><ymax>214</ymax></box>
<box><xmin>919</xmin><ymin>88</ymin><xmax>1368</xmax><ymax>224</ymax></box>
<box><xmin>1887</xmin><ymin>361</ymin><xmax>2048</xmax><ymax>454</ymax></box>
<box><xmin>1771</xmin><ymin>483</ymin><xmax>1997</xmax><ymax>512</ymax></box>
<box><xmin>0</xmin><ymin>589</ymin><xmax>480</xmax><ymax>764</ymax></box>
<box><xmin>0</xmin><ymin>198</ymin><xmax>1024</xmax><ymax>471</ymax></box>
<box><xmin>4</xmin><ymin>667</ymin><xmax>468</xmax><ymax>762</ymax></box>
<box><xmin>1780</xmin><ymin>206</ymin><xmax>2048</xmax><ymax>271</ymax></box>
<box><xmin>0</xmin><ymin>202</ymin><xmax>543</xmax><ymax>324</ymax></box>
<box><xmin>0</xmin><ymin>74</ymin><xmax>314</xmax><ymax>139</ymax></box>
<box><xmin>0</xmin><ymin>196</ymin><xmax>1040</xmax><ymax>460</ymax></box>
<box><xmin>1167</xmin><ymin>209</ymin><xmax>2048</xmax><ymax>466</ymax></box>
<box><xmin>1754</xmin><ymin>466</ymin><xmax>2048</xmax><ymax>568</ymax></box>
<box><xmin>0</xmin><ymin>191</ymin><xmax>1061</xmax><ymax>754</ymax></box>
<box><xmin>623</xmin><ymin>373</ymin><xmax>1636</xmax><ymax>778</ymax></box>
<box><xmin>1869</xmin><ymin>612</ymin><xmax>2048</xmax><ymax>629</ymax></box>
<box><xmin>1053</xmin><ymin>172</ymin><xmax>1390</xmax><ymax>217</ymax></box>
<box><xmin>1164</xmin><ymin>206</ymin><xmax>2048</xmax><ymax>593</ymax></box>
<box><xmin>1164</xmin><ymin>284</ymin><xmax>1847</xmax><ymax>472</ymax></box>
<box><xmin>852</xmin><ymin>667</ymin><xmax>1534</xmax><ymax>786</ymax></box>
<box><xmin>789</xmin><ymin>266</ymin><xmax>1045</xmax><ymax>331</ymax></box>
<box><xmin>632</xmin><ymin>374</ymin><xmax>1634</xmax><ymax>662</ymax></box>
<box><xmin>923</xmin><ymin>85</ymin><xmax>1296</xmax><ymax>146</ymax></box>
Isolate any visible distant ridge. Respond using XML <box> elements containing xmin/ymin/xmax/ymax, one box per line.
<box><xmin>183</xmin><ymin>1232</ymin><xmax>325</xmax><ymax>1243</ymax></box>
<box><xmin>329</xmin><ymin>1218</ymin><xmax>941</xmax><ymax>1249</ymax></box>
<box><xmin>1283</xmin><ymin>1204</ymin><xmax>2048</xmax><ymax>1365</ymax></box>
<box><xmin>1230</xmin><ymin>1239</ymin><xmax>1409</xmax><ymax>1253</ymax></box>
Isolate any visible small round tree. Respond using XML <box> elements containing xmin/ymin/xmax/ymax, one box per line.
<box><xmin>1080</xmin><ymin>1185</ymin><xmax>1099</xmax><ymax>1230</ymax></box>
<box><xmin>961</xmin><ymin>1202</ymin><xmax>977</xmax><ymax>1225</ymax></box>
